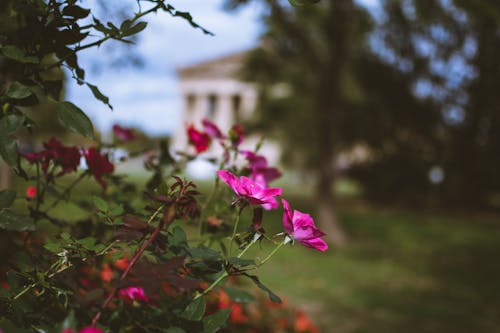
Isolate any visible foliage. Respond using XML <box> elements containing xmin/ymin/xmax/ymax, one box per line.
<box><xmin>0</xmin><ymin>1</ymin><xmax>327</xmax><ymax>332</ymax></box>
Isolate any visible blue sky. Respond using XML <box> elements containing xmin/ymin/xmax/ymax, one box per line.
<box><xmin>67</xmin><ymin>0</ymin><xmax>378</xmax><ymax>136</ymax></box>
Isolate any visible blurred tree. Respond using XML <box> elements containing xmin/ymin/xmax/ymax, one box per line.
<box><xmin>225</xmin><ymin>0</ymin><xmax>442</xmax><ymax>243</ymax></box>
<box><xmin>377</xmin><ymin>0</ymin><xmax>500</xmax><ymax>208</ymax></box>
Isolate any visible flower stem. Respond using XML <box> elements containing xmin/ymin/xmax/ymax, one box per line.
<box><xmin>258</xmin><ymin>240</ymin><xmax>287</xmax><ymax>267</ymax></box>
<box><xmin>194</xmin><ymin>234</ymin><xmax>258</xmax><ymax>300</ymax></box>
<box><xmin>229</xmin><ymin>206</ymin><xmax>243</xmax><ymax>256</ymax></box>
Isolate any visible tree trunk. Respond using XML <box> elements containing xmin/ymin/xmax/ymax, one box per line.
<box><xmin>312</xmin><ymin>0</ymin><xmax>352</xmax><ymax>247</ymax></box>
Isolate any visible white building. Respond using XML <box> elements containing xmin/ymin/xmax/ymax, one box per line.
<box><xmin>172</xmin><ymin>51</ymin><xmax>280</xmax><ymax>174</ymax></box>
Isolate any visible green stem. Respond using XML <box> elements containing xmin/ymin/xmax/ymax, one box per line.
<box><xmin>258</xmin><ymin>241</ymin><xmax>286</xmax><ymax>267</ymax></box>
<box><xmin>194</xmin><ymin>235</ymin><xmax>257</xmax><ymax>300</ymax></box>
<box><xmin>229</xmin><ymin>207</ymin><xmax>243</xmax><ymax>256</ymax></box>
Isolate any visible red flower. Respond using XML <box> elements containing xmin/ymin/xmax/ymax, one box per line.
<box><xmin>99</xmin><ymin>263</ymin><xmax>113</xmax><ymax>282</ymax></box>
<box><xmin>22</xmin><ymin>138</ymin><xmax>80</xmax><ymax>175</ymax></box>
<box><xmin>26</xmin><ymin>186</ymin><xmax>37</xmax><ymax>199</ymax></box>
<box><xmin>112</xmin><ymin>124</ymin><xmax>137</xmax><ymax>142</ymax></box>
<box><xmin>44</xmin><ymin>138</ymin><xmax>81</xmax><ymax>175</ymax></box>
<box><xmin>84</xmin><ymin>148</ymin><xmax>114</xmax><ymax>189</ymax></box>
<box><xmin>187</xmin><ymin>124</ymin><xmax>211</xmax><ymax>153</ymax></box>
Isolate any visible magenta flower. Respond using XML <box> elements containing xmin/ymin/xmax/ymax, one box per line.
<box><xmin>113</xmin><ymin>124</ymin><xmax>137</xmax><ymax>142</ymax></box>
<box><xmin>202</xmin><ymin>118</ymin><xmax>225</xmax><ymax>140</ymax></box>
<box><xmin>241</xmin><ymin>150</ymin><xmax>281</xmax><ymax>186</ymax></box>
<box><xmin>281</xmin><ymin>199</ymin><xmax>328</xmax><ymax>251</ymax></box>
<box><xmin>118</xmin><ymin>286</ymin><xmax>149</xmax><ymax>303</ymax></box>
<box><xmin>217</xmin><ymin>170</ymin><xmax>282</xmax><ymax>209</ymax></box>
<box><xmin>79</xmin><ymin>327</ymin><xmax>103</xmax><ymax>333</ymax></box>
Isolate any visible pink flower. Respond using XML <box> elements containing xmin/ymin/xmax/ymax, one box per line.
<box><xmin>79</xmin><ymin>327</ymin><xmax>103</xmax><ymax>333</ymax></box>
<box><xmin>202</xmin><ymin>118</ymin><xmax>225</xmax><ymax>139</ymax></box>
<box><xmin>281</xmin><ymin>199</ymin><xmax>328</xmax><ymax>251</ymax></box>
<box><xmin>187</xmin><ymin>125</ymin><xmax>211</xmax><ymax>153</ymax></box>
<box><xmin>241</xmin><ymin>150</ymin><xmax>282</xmax><ymax>186</ymax></box>
<box><xmin>217</xmin><ymin>170</ymin><xmax>282</xmax><ymax>209</ymax></box>
<box><xmin>84</xmin><ymin>148</ymin><xmax>114</xmax><ymax>189</ymax></box>
<box><xmin>26</xmin><ymin>186</ymin><xmax>37</xmax><ymax>199</ymax></box>
<box><xmin>118</xmin><ymin>286</ymin><xmax>149</xmax><ymax>303</ymax></box>
<box><xmin>112</xmin><ymin>124</ymin><xmax>136</xmax><ymax>142</ymax></box>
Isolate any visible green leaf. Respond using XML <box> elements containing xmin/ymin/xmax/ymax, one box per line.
<box><xmin>0</xmin><ymin>135</ymin><xmax>18</xmax><ymax>166</ymax></box>
<box><xmin>222</xmin><ymin>287</ymin><xmax>256</xmax><ymax>303</ymax></box>
<box><xmin>227</xmin><ymin>257</ymin><xmax>255</xmax><ymax>267</ymax></box>
<box><xmin>56</xmin><ymin>101</ymin><xmax>94</xmax><ymax>139</ymax></box>
<box><xmin>165</xmin><ymin>328</ymin><xmax>186</xmax><ymax>333</ymax></box>
<box><xmin>77</xmin><ymin>237</ymin><xmax>96</xmax><ymax>250</ymax></box>
<box><xmin>170</xmin><ymin>225</ymin><xmax>187</xmax><ymax>247</ymax></box>
<box><xmin>62</xmin><ymin>5</ymin><xmax>91</xmax><ymax>19</ymax></box>
<box><xmin>86</xmin><ymin>83</ymin><xmax>112</xmax><ymax>109</ymax></box>
<box><xmin>0</xmin><ymin>189</ymin><xmax>16</xmax><ymax>209</ymax></box>
<box><xmin>0</xmin><ymin>210</ymin><xmax>35</xmax><ymax>231</ymax></box>
<box><xmin>189</xmin><ymin>246</ymin><xmax>221</xmax><ymax>261</ymax></box>
<box><xmin>44</xmin><ymin>242</ymin><xmax>63</xmax><ymax>253</ymax></box>
<box><xmin>181</xmin><ymin>297</ymin><xmax>205</xmax><ymax>321</ymax></box>
<box><xmin>109</xmin><ymin>205</ymin><xmax>124</xmax><ymax>216</ymax></box>
<box><xmin>202</xmin><ymin>309</ymin><xmax>231</xmax><ymax>333</ymax></box>
<box><xmin>244</xmin><ymin>274</ymin><xmax>282</xmax><ymax>303</ymax></box>
<box><xmin>93</xmin><ymin>196</ymin><xmax>108</xmax><ymax>211</ymax></box>
<box><xmin>0</xmin><ymin>114</ymin><xmax>25</xmax><ymax>134</ymax></box>
<box><xmin>123</xmin><ymin>21</ymin><xmax>148</xmax><ymax>37</ymax></box>
<box><xmin>6</xmin><ymin>82</ymin><xmax>33</xmax><ymax>99</ymax></box>
<box><xmin>0</xmin><ymin>45</ymin><xmax>39</xmax><ymax>64</ymax></box>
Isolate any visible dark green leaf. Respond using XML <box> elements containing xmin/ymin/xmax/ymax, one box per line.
<box><xmin>244</xmin><ymin>274</ymin><xmax>282</xmax><ymax>303</ymax></box>
<box><xmin>0</xmin><ymin>210</ymin><xmax>35</xmax><ymax>231</ymax></box>
<box><xmin>0</xmin><ymin>135</ymin><xmax>18</xmax><ymax>166</ymax></box>
<box><xmin>0</xmin><ymin>189</ymin><xmax>16</xmax><ymax>209</ymax></box>
<box><xmin>0</xmin><ymin>114</ymin><xmax>25</xmax><ymax>134</ymax></box>
<box><xmin>165</xmin><ymin>328</ymin><xmax>186</xmax><ymax>333</ymax></box>
<box><xmin>56</xmin><ymin>101</ymin><xmax>94</xmax><ymax>138</ymax></box>
<box><xmin>109</xmin><ymin>205</ymin><xmax>124</xmax><ymax>216</ymax></box>
<box><xmin>202</xmin><ymin>309</ymin><xmax>231</xmax><ymax>333</ymax></box>
<box><xmin>222</xmin><ymin>287</ymin><xmax>256</xmax><ymax>303</ymax></box>
<box><xmin>189</xmin><ymin>246</ymin><xmax>221</xmax><ymax>261</ymax></box>
<box><xmin>181</xmin><ymin>297</ymin><xmax>205</xmax><ymax>321</ymax></box>
<box><xmin>6</xmin><ymin>82</ymin><xmax>33</xmax><ymax>99</ymax></box>
<box><xmin>86</xmin><ymin>83</ymin><xmax>112</xmax><ymax>109</ymax></box>
<box><xmin>62</xmin><ymin>5</ymin><xmax>91</xmax><ymax>19</ymax></box>
<box><xmin>0</xmin><ymin>45</ymin><xmax>39</xmax><ymax>64</ymax></box>
<box><xmin>123</xmin><ymin>21</ymin><xmax>148</xmax><ymax>37</ymax></box>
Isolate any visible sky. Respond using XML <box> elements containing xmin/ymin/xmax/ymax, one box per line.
<box><xmin>67</xmin><ymin>0</ymin><xmax>379</xmax><ymax>137</ymax></box>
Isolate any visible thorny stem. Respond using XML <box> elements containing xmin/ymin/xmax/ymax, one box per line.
<box><xmin>91</xmin><ymin>204</ymin><xmax>171</xmax><ymax>326</ymax></box>
<box><xmin>12</xmin><ymin>241</ymin><xmax>118</xmax><ymax>300</ymax></box>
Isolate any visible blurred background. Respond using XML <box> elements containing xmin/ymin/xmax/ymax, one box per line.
<box><xmin>3</xmin><ymin>0</ymin><xmax>500</xmax><ymax>332</ymax></box>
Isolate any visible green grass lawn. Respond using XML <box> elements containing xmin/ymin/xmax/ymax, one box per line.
<box><xmin>252</xmin><ymin>206</ymin><xmax>500</xmax><ymax>333</ymax></box>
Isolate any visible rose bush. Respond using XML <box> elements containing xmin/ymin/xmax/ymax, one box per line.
<box><xmin>0</xmin><ymin>1</ymin><xmax>327</xmax><ymax>332</ymax></box>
